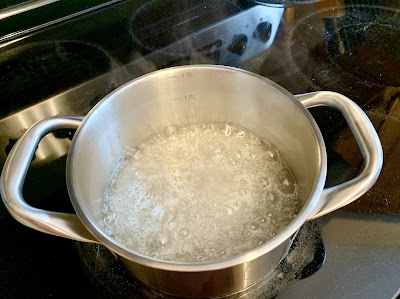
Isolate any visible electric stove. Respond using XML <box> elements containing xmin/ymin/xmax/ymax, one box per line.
<box><xmin>0</xmin><ymin>0</ymin><xmax>399</xmax><ymax>298</ymax></box>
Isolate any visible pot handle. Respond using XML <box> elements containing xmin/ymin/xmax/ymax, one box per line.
<box><xmin>296</xmin><ymin>92</ymin><xmax>383</xmax><ymax>220</ymax></box>
<box><xmin>1</xmin><ymin>116</ymin><xmax>98</xmax><ymax>243</ymax></box>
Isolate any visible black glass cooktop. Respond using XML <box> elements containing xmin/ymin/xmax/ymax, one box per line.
<box><xmin>0</xmin><ymin>1</ymin><xmax>399</xmax><ymax>298</ymax></box>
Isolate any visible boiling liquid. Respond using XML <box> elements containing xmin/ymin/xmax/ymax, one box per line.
<box><xmin>102</xmin><ymin>123</ymin><xmax>299</xmax><ymax>262</ymax></box>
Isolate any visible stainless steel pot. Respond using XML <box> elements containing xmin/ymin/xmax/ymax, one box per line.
<box><xmin>1</xmin><ymin>65</ymin><xmax>382</xmax><ymax>298</ymax></box>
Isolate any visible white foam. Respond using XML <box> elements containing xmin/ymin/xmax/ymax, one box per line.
<box><xmin>102</xmin><ymin>123</ymin><xmax>299</xmax><ymax>262</ymax></box>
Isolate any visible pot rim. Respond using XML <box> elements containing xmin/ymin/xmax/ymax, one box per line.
<box><xmin>66</xmin><ymin>65</ymin><xmax>327</xmax><ymax>272</ymax></box>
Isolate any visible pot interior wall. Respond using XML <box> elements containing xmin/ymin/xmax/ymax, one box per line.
<box><xmin>69</xmin><ymin>66</ymin><xmax>323</xmax><ymax>241</ymax></box>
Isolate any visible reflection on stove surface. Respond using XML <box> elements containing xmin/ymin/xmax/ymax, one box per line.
<box><xmin>129</xmin><ymin>0</ymin><xmax>284</xmax><ymax>66</ymax></box>
<box><xmin>0</xmin><ymin>40</ymin><xmax>119</xmax><ymax>118</ymax></box>
<box><xmin>76</xmin><ymin>222</ymin><xmax>325</xmax><ymax>299</ymax></box>
<box><xmin>275</xmin><ymin>0</ymin><xmax>400</xmax><ymax>215</ymax></box>
<box><xmin>288</xmin><ymin>2</ymin><xmax>400</xmax><ymax>92</ymax></box>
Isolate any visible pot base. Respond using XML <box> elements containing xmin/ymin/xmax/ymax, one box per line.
<box><xmin>76</xmin><ymin>221</ymin><xmax>324</xmax><ymax>298</ymax></box>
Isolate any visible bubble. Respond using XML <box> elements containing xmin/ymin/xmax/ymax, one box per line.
<box><xmin>276</xmin><ymin>171</ymin><xmax>296</xmax><ymax>195</ymax></box>
<box><xmin>237</xmin><ymin>131</ymin><xmax>245</xmax><ymax>137</ymax></box>
<box><xmin>165</xmin><ymin>125</ymin><xmax>177</xmax><ymax>135</ymax></box>
<box><xmin>102</xmin><ymin>205</ymin><xmax>109</xmax><ymax>214</ymax></box>
<box><xmin>266</xmin><ymin>191</ymin><xmax>279</xmax><ymax>202</ymax></box>
<box><xmin>105</xmin><ymin>213</ymin><xmax>116</xmax><ymax>225</ymax></box>
<box><xmin>156</xmin><ymin>233</ymin><xmax>169</xmax><ymax>245</ymax></box>
<box><xmin>211</xmin><ymin>142</ymin><xmax>225</xmax><ymax>154</ymax></box>
<box><xmin>167</xmin><ymin>221</ymin><xmax>177</xmax><ymax>231</ymax></box>
<box><xmin>178</xmin><ymin>228</ymin><xmax>190</xmax><ymax>239</ymax></box>
<box><xmin>182</xmin><ymin>149</ymin><xmax>191</xmax><ymax>158</ymax></box>
<box><xmin>223</xmin><ymin>124</ymin><xmax>232</xmax><ymax>135</ymax></box>
<box><xmin>238</xmin><ymin>188</ymin><xmax>247</xmax><ymax>196</ymax></box>
<box><xmin>125</xmin><ymin>146</ymin><xmax>137</xmax><ymax>160</ymax></box>
<box><xmin>264</xmin><ymin>150</ymin><xmax>278</xmax><ymax>163</ymax></box>
<box><xmin>258</xmin><ymin>177</ymin><xmax>269</xmax><ymax>187</ymax></box>
<box><xmin>134</xmin><ymin>150</ymin><xmax>142</xmax><ymax>160</ymax></box>
<box><xmin>234</xmin><ymin>150</ymin><xmax>242</xmax><ymax>159</ymax></box>
<box><xmin>106</xmin><ymin>227</ymin><xmax>114</xmax><ymax>236</ymax></box>
<box><xmin>260</xmin><ymin>141</ymin><xmax>278</xmax><ymax>163</ymax></box>
<box><xmin>190</xmin><ymin>155</ymin><xmax>200</xmax><ymax>165</ymax></box>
